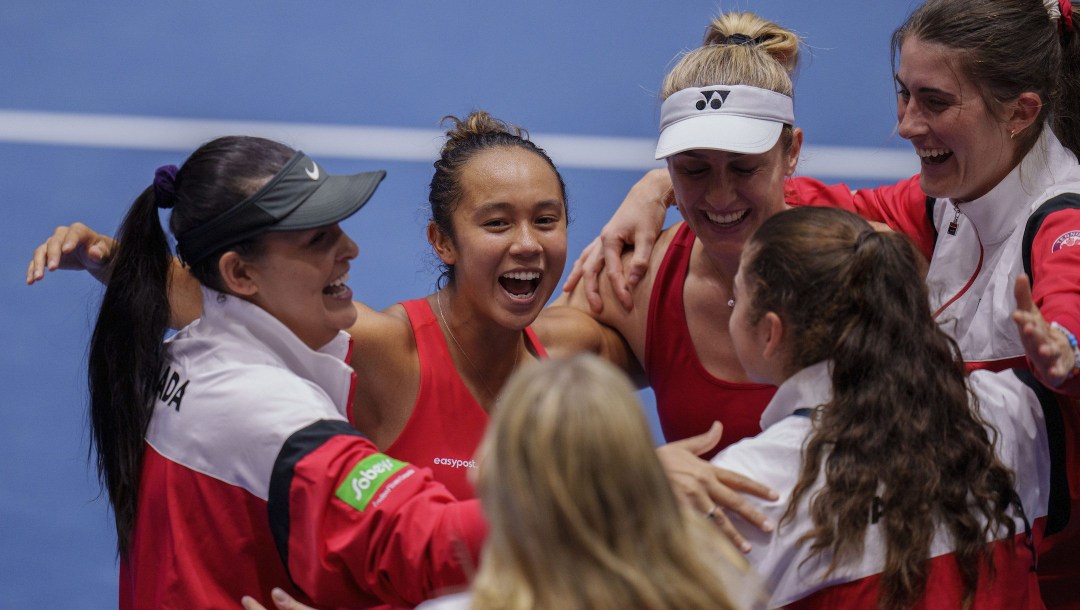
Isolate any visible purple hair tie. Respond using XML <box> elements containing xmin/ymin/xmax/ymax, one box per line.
<box><xmin>153</xmin><ymin>164</ymin><xmax>179</xmax><ymax>209</ymax></box>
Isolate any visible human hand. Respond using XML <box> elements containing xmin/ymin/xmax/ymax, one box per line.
<box><xmin>563</xmin><ymin>168</ymin><xmax>672</xmax><ymax>313</ymax></box>
<box><xmin>656</xmin><ymin>421</ymin><xmax>777</xmax><ymax>553</ymax></box>
<box><xmin>26</xmin><ymin>222</ymin><xmax>115</xmax><ymax>285</ymax></box>
<box><xmin>240</xmin><ymin>588</ymin><xmax>316</xmax><ymax>610</ymax></box>
<box><xmin>1012</xmin><ymin>274</ymin><xmax>1076</xmax><ymax>387</ymax></box>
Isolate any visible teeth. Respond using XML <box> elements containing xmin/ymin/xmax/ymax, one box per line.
<box><xmin>501</xmin><ymin>271</ymin><xmax>541</xmax><ymax>281</ymax></box>
<box><xmin>918</xmin><ymin>147</ymin><xmax>951</xmax><ymax>158</ymax></box>
<box><xmin>327</xmin><ymin>272</ymin><xmax>349</xmax><ymax>288</ymax></box>
<box><xmin>705</xmin><ymin>209</ymin><xmax>748</xmax><ymax>225</ymax></box>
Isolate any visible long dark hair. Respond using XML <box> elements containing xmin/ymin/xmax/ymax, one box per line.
<box><xmin>741</xmin><ymin>207</ymin><xmax>1018</xmax><ymax>610</ymax></box>
<box><xmin>88</xmin><ymin>136</ymin><xmax>293</xmax><ymax>555</ymax></box>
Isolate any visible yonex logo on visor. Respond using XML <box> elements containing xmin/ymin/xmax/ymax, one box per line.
<box><xmin>696</xmin><ymin>89</ymin><xmax>731</xmax><ymax>110</ymax></box>
<box><xmin>655</xmin><ymin>84</ymin><xmax>795</xmax><ymax>158</ymax></box>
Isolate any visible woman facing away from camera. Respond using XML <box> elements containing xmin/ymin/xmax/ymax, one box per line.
<box><xmin>567</xmin><ymin>1</ymin><xmax>1080</xmax><ymax>602</ymax></box>
<box><xmin>717</xmin><ymin>206</ymin><xmax>1065</xmax><ymax>608</ymax></box>
<box><xmin>244</xmin><ymin>354</ymin><xmax>767</xmax><ymax>610</ymax></box>
<box><xmin>68</xmin><ymin>135</ymin><xmax>489</xmax><ymax>609</ymax></box>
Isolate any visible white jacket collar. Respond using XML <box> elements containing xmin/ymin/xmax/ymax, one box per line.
<box><xmin>759</xmin><ymin>361</ymin><xmax>832</xmax><ymax>430</ymax></box>
<box><xmin>194</xmin><ymin>286</ymin><xmax>354</xmax><ymax>411</ymax></box>
<box><xmin>948</xmin><ymin>128</ymin><xmax>1077</xmax><ymax>246</ymax></box>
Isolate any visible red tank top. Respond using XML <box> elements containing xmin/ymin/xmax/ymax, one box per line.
<box><xmin>386</xmin><ymin>298</ymin><xmax>548</xmax><ymax>499</ymax></box>
<box><xmin>645</xmin><ymin>223</ymin><xmax>776</xmax><ymax>457</ymax></box>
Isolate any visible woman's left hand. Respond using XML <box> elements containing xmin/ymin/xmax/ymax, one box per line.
<box><xmin>655</xmin><ymin>422</ymin><xmax>778</xmax><ymax>553</ymax></box>
<box><xmin>241</xmin><ymin>589</ymin><xmax>315</xmax><ymax>610</ymax></box>
<box><xmin>1012</xmin><ymin>274</ymin><xmax>1075</xmax><ymax>387</ymax></box>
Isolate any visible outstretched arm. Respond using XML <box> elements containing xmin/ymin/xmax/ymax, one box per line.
<box><xmin>27</xmin><ymin>222</ymin><xmax>203</xmax><ymax>328</ymax></box>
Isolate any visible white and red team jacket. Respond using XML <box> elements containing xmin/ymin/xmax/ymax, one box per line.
<box><xmin>786</xmin><ymin>128</ymin><xmax>1080</xmax><ymax>607</ymax></box>
<box><xmin>787</xmin><ymin>128</ymin><xmax>1080</xmax><ymax>382</ymax></box>
<box><xmin>712</xmin><ymin>361</ymin><xmax>1059</xmax><ymax>609</ymax></box>
<box><xmin>121</xmin><ymin>288</ymin><xmax>485</xmax><ymax>610</ymax></box>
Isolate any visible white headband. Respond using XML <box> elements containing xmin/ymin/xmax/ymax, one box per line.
<box><xmin>655</xmin><ymin>84</ymin><xmax>795</xmax><ymax>159</ymax></box>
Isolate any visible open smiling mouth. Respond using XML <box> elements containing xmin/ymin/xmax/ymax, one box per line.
<box><xmin>499</xmin><ymin>271</ymin><xmax>541</xmax><ymax>299</ymax></box>
<box><xmin>918</xmin><ymin>147</ymin><xmax>953</xmax><ymax>165</ymax></box>
<box><xmin>704</xmin><ymin>209</ymin><xmax>749</xmax><ymax>228</ymax></box>
<box><xmin>323</xmin><ymin>272</ymin><xmax>350</xmax><ymax>298</ymax></box>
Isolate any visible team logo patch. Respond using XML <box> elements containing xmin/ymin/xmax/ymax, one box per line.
<box><xmin>335</xmin><ymin>454</ymin><xmax>411</xmax><ymax>512</ymax></box>
<box><xmin>1052</xmin><ymin>230</ymin><xmax>1080</xmax><ymax>253</ymax></box>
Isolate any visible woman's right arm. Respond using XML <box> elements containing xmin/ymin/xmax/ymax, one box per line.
<box><xmin>27</xmin><ymin>222</ymin><xmax>203</xmax><ymax>328</ymax></box>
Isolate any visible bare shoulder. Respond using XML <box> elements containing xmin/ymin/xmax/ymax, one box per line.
<box><xmin>347</xmin><ymin>301</ymin><xmax>420</xmax><ymax>386</ymax></box>
<box><xmin>563</xmin><ymin>223</ymin><xmax>681</xmax><ymax>326</ymax></box>
<box><xmin>347</xmin><ymin>301</ymin><xmax>421</xmax><ymax>447</ymax></box>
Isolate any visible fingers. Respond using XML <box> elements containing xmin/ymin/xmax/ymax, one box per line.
<box><xmin>563</xmin><ymin>255</ymin><xmax>584</xmax><ymax>294</ymax></box>
<box><xmin>624</xmin><ymin>229</ymin><xmax>655</xmax><ymax>291</ymax></box>
<box><xmin>1013</xmin><ymin>274</ymin><xmax>1035</xmax><ymax>314</ymax></box>
<box><xmin>27</xmin><ymin>226</ymin><xmax>71</xmax><ymax>284</ymax></box>
<box><xmin>600</xmin><ymin>234</ymin><xmax>632</xmax><ymax>311</ymax></box>
<box><xmin>702</xmin><ymin>469</ymin><xmax>775</xmax><ymax>532</ymax></box>
<box><xmin>667</xmin><ymin>420</ymin><xmax>723</xmax><ymax>457</ymax></box>
<box><xmin>714</xmin><ymin>466</ymin><xmax>779</xmax><ymax>501</ymax></box>
<box><xmin>241</xmin><ymin>588</ymin><xmax>312</xmax><ymax>610</ymax></box>
<box><xmin>580</xmin><ymin>239</ymin><xmax>606</xmax><ymax>314</ymax></box>
<box><xmin>240</xmin><ymin>596</ymin><xmax>268</xmax><ymax>610</ymax></box>
<box><xmin>26</xmin><ymin>223</ymin><xmax>106</xmax><ymax>285</ymax></box>
<box><xmin>706</xmin><ymin>504</ymin><xmax>753</xmax><ymax>553</ymax></box>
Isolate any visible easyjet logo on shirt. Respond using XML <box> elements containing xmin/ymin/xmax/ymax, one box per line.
<box><xmin>335</xmin><ymin>454</ymin><xmax>410</xmax><ymax>512</ymax></box>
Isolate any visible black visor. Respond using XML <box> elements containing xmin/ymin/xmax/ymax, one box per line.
<box><xmin>176</xmin><ymin>151</ymin><xmax>385</xmax><ymax>264</ymax></box>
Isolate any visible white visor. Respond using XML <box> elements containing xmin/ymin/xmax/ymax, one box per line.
<box><xmin>655</xmin><ymin>85</ymin><xmax>795</xmax><ymax>159</ymax></box>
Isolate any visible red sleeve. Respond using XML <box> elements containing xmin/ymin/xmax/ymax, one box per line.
<box><xmin>785</xmin><ymin>175</ymin><xmax>935</xmax><ymax>261</ymax></box>
<box><xmin>269</xmin><ymin>421</ymin><xmax>486</xmax><ymax>608</ymax></box>
<box><xmin>1029</xmin><ymin>207</ymin><xmax>1080</xmax><ymax>396</ymax></box>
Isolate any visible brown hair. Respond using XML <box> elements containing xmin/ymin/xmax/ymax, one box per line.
<box><xmin>741</xmin><ymin>207</ymin><xmax>1018</xmax><ymax>610</ymax></box>
<box><xmin>892</xmin><ymin>0</ymin><xmax>1080</xmax><ymax>159</ymax></box>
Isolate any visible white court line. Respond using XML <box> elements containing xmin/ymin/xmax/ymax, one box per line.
<box><xmin>0</xmin><ymin>109</ymin><xmax>919</xmax><ymax>180</ymax></box>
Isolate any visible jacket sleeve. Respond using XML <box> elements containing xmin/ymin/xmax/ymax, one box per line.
<box><xmin>784</xmin><ymin>175</ymin><xmax>935</xmax><ymax>260</ymax></box>
<box><xmin>268</xmin><ymin>420</ymin><xmax>486</xmax><ymax>608</ymax></box>
<box><xmin>1029</xmin><ymin>207</ymin><xmax>1080</xmax><ymax>396</ymax></box>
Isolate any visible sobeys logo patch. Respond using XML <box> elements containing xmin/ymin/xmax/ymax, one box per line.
<box><xmin>335</xmin><ymin>454</ymin><xmax>409</xmax><ymax>512</ymax></box>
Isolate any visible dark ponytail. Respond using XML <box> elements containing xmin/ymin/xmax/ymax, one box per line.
<box><xmin>742</xmin><ymin>207</ymin><xmax>1018</xmax><ymax>610</ymax></box>
<box><xmin>88</xmin><ymin>186</ymin><xmax>172</xmax><ymax>556</ymax></box>
<box><xmin>88</xmin><ymin>136</ymin><xmax>293</xmax><ymax>556</ymax></box>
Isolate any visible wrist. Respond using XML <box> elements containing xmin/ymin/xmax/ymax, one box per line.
<box><xmin>1050</xmin><ymin>321</ymin><xmax>1080</xmax><ymax>380</ymax></box>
